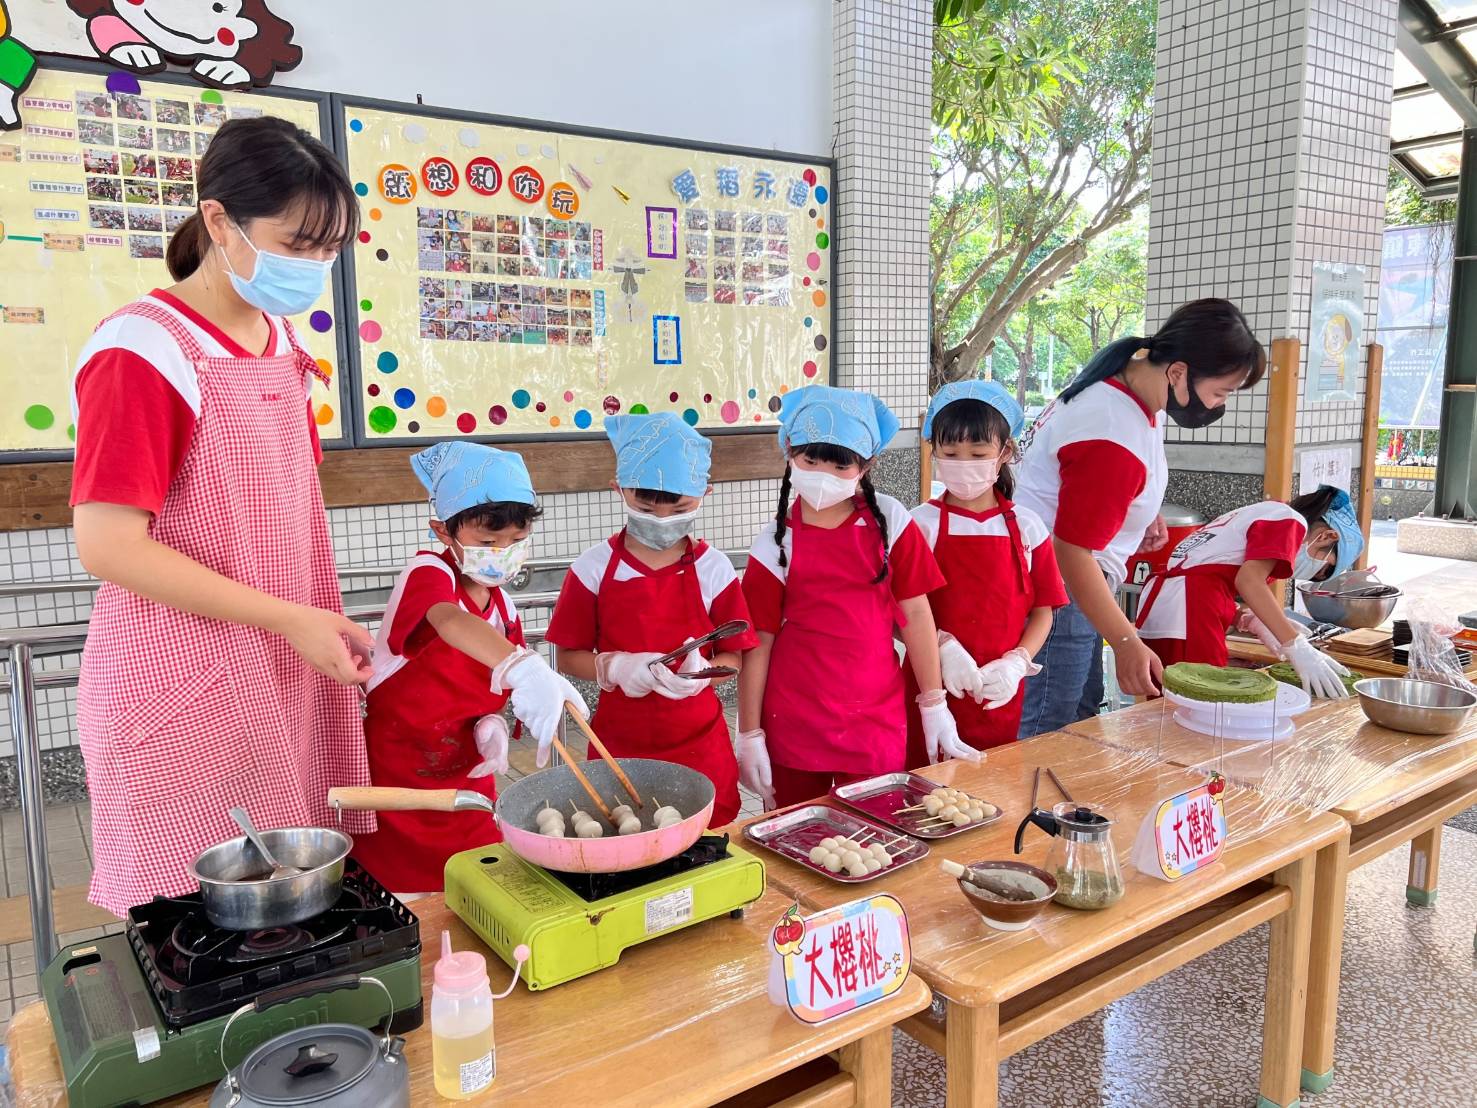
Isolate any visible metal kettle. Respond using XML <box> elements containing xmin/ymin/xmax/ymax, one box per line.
<box><xmin>1014</xmin><ymin>801</ymin><xmax>1125</xmax><ymax>911</ymax></box>
<box><xmin>209</xmin><ymin>975</ymin><xmax>410</xmax><ymax>1108</ymax></box>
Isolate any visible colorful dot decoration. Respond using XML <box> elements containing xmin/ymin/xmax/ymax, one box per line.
<box><xmin>200</xmin><ymin>90</ymin><xmax>224</xmax><ymax>105</ymax></box>
<box><xmin>309</xmin><ymin>310</ymin><xmax>333</xmax><ymax>334</ymax></box>
<box><xmin>105</xmin><ymin>71</ymin><xmax>142</xmax><ymax>96</ymax></box>
<box><xmin>346</xmin><ymin>159</ymin><xmax>829</xmax><ymax>438</ymax></box>
<box><xmin>23</xmin><ymin>405</ymin><xmax>54</xmax><ymax>431</ymax></box>
<box><xmin>349</xmin><ymin>119</ymin><xmax>365</xmax><ymax>133</ymax></box>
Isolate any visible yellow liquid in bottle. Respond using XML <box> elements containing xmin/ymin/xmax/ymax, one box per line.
<box><xmin>432</xmin><ymin>1027</ymin><xmax>495</xmax><ymax>1100</ymax></box>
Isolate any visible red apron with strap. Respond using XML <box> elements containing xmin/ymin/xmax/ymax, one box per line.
<box><xmin>1136</xmin><ymin>562</ymin><xmax>1239</xmax><ymax>667</ymax></box>
<box><xmin>765</xmin><ymin>500</ymin><xmax>907</xmax><ymax>776</ymax></box>
<box><xmin>76</xmin><ymin>301</ymin><xmax>372</xmax><ymax>915</ymax></box>
<box><xmin>355</xmin><ymin>576</ymin><xmax>520</xmax><ymax>892</ymax></box>
<box><xmin>906</xmin><ymin>498</ymin><xmax>1034</xmax><ymax>761</ymax></box>
<box><xmin>590</xmin><ymin>533</ymin><xmax>740</xmax><ymax>827</ymax></box>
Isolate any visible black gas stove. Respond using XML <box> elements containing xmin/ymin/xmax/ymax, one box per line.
<box><xmin>44</xmin><ymin>859</ymin><xmax>423</xmax><ymax>1107</ymax></box>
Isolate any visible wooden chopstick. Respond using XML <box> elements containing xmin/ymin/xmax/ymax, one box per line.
<box><xmin>1029</xmin><ymin>766</ymin><xmax>1042</xmax><ymax>811</ymax></box>
<box><xmin>547</xmin><ymin>732</ymin><xmax>614</xmax><ymax>822</ymax></box>
<box><xmin>1046</xmin><ymin>767</ymin><xmax>1074</xmax><ymax>803</ymax></box>
<box><xmin>564</xmin><ymin>701</ymin><xmax>644</xmax><ymax>810</ymax></box>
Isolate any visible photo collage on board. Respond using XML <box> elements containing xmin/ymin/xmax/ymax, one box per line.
<box><xmin>683</xmin><ymin>208</ymin><xmax>792</xmax><ymax>306</ymax></box>
<box><xmin>416</xmin><ymin>207</ymin><xmax>595</xmax><ymax>345</ymax></box>
<box><xmin>76</xmin><ymin>91</ymin><xmax>261</xmax><ymax>260</ymax></box>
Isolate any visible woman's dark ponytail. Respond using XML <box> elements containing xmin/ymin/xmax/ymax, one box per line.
<box><xmin>859</xmin><ymin>474</ymin><xmax>890</xmax><ymax>584</ymax></box>
<box><xmin>166</xmin><ymin>211</ymin><xmax>210</xmax><ymax>281</ymax></box>
<box><xmin>1059</xmin><ymin>336</ymin><xmax>1145</xmax><ymax>405</ymax></box>
<box><xmin>1289</xmin><ymin>485</ymin><xmax>1340</xmax><ymax>529</ymax></box>
<box><xmin>1059</xmin><ymin>298</ymin><xmax>1266</xmax><ymax>405</ymax></box>
<box><xmin>166</xmin><ymin>116</ymin><xmax>358</xmax><ymax>283</ymax></box>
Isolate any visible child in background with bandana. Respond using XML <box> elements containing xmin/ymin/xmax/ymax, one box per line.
<box><xmin>355</xmin><ymin>442</ymin><xmax>587</xmax><ymax>894</ymax></box>
<box><xmin>737</xmin><ymin>385</ymin><xmax>978</xmax><ymax>812</ymax></box>
<box><xmin>547</xmin><ymin>413</ymin><xmax>758</xmax><ymax>827</ymax></box>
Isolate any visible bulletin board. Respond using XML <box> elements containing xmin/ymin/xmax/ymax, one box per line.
<box><xmin>0</xmin><ymin>61</ymin><xmax>347</xmax><ymax>456</ymax></box>
<box><xmin>336</xmin><ymin>98</ymin><xmax>833</xmax><ymax>442</ymax></box>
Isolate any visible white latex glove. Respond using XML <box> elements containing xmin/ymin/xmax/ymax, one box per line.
<box><xmin>737</xmin><ymin>728</ymin><xmax>775</xmax><ymax>810</ymax></box>
<box><xmin>465</xmin><ymin>713</ymin><xmax>509</xmax><ymax>779</ymax></box>
<box><xmin>938</xmin><ymin>632</ymin><xmax>986</xmax><ymax>702</ymax></box>
<box><xmin>493</xmin><ymin>649</ymin><xmax>589</xmax><ymax>767</ymax></box>
<box><xmin>596</xmin><ymin>651</ymin><xmax>694</xmax><ymax>700</ymax></box>
<box><xmin>1281</xmin><ymin>635</ymin><xmax>1351</xmax><ymax>700</ymax></box>
<box><xmin>663</xmin><ymin>639</ymin><xmax>712</xmax><ymax>699</ymax></box>
<box><xmin>976</xmin><ymin>648</ymin><xmax>1040</xmax><ymax>710</ymax></box>
<box><xmin>917</xmin><ymin>691</ymin><xmax>982</xmax><ymax>765</ymax></box>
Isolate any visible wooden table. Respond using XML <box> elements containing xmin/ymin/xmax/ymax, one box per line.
<box><xmin>6</xmin><ymin>889</ymin><xmax>931</xmax><ymax>1107</ymax></box>
<box><xmin>1065</xmin><ymin>694</ymin><xmax>1477</xmax><ymax>1093</ymax></box>
<box><xmin>744</xmin><ymin>731</ymin><xmax>1347</xmax><ymax>1108</ymax></box>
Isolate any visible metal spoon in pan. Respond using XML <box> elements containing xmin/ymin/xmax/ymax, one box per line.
<box><xmin>229</xmin><ymin>806</ymin><xmax>305</xmax><ymax>880</ymax></box>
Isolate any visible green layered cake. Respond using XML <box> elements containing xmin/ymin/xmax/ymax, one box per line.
<box><xmin>1265</xmin><ymin>662</ymin><xmax>1363</xmax><ymax>696</ymax></box>
<box><xmin>1162</xmin><ymin>663</ymin><xmax>1278</xmax><ymax>704</ymax></box>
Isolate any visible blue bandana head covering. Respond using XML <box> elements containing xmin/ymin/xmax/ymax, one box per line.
<box><xmin>410</xmin><ymin>442</ymin><xmax>536</xmax><ymax>521</ymax></box>
<box><xmin>778</xmin><ymin>385</ymin><xmax>899</xmax><ymax>460</ymax></box>
<box><xmin>1318</xmin><ymin>486</ymin><xmax>1364</xmax><ymax>578</ymax></box>
<box><xmin>605</xmin><ymin>412</ymin><xmax>711</xmax><ymax>497</ymax></box>
<box><xmin>922</xmin><ymin>380</ymin><xmax>1025</xmax><ymax>441</ymax></box>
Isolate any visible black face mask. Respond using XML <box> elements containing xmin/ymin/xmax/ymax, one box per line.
<box><xmin>1165</xmin><ymin>372</ymin><xmax>1227</xmax><ymax>429</ymax></box>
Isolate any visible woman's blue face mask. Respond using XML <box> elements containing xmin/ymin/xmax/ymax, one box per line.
<box><xmin>222</xmin><ymin>220</ymin><xmax>335</xmax><ymax>317</ymax></box>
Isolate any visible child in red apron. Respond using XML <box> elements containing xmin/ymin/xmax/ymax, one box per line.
<box><xmin>904</xmin><ymin>382</ymin><xmax>1067</xmax><ymax>763</ymax></box>
<box><xmin>546</xmin><ymin>412</ymin><xmax>758</xmax><ymax>828</ymax></box>
<box><xmin>737</xmin><ymin>385</ymin><xmax>974</xmax><ymax>812</ymax></box>
<box><xmin>1136</xmin><ymin>484</ymin><xmax>1361</xmax><ymax>699</ymax></box>
<box><xmin>355</xmin><ymin>442</ymin><xmax>588</xmax><ymax>893</ymax></box>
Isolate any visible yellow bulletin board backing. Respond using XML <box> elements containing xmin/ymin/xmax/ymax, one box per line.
<box><xmin>336</xmin><ymin>97</ymin><xmax>833</xmax><ymax>442</ymax></box>
<box><xmin>0</xmin><ymin>60</ymin><xmax>347</xmax><ymax>457</ymax></box>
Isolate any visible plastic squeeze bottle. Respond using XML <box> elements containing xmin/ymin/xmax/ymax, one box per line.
<box><xmin>431</xmin><ymin>931</ymin><xmax>496</xmax><ymax>1099</ymax></box>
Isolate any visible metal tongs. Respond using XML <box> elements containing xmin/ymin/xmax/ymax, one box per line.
<box><xmin>649</xmin><ymin>619</ymin><xmax>750</xmax><ymax>680</ymax></box>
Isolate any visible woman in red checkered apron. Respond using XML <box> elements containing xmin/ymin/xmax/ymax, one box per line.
<box><xmin>71</xmin><ymin>118</ymin><xmax>375</xmax><ymax>915</ymax></box>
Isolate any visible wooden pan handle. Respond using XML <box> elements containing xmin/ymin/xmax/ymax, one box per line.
<box><xmin>327</xmin><ymin>787</ymin><xmax>460</xmax><ymax>812</ymax></box>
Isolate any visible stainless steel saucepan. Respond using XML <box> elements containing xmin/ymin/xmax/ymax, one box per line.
<box><xmin>191</xmin><ymin>825</ymin><xmax>352</xmax><ymax>930</ymax></box>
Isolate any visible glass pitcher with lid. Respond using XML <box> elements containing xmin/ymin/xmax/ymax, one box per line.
<box><xmin>1013</xmin><ymin>802</ymin><xmax>1125</xmax><ymax>910</ymax></box>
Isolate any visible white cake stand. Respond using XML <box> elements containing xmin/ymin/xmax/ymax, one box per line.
<box><xmin>1163</xmin><ymin>681</ymin><xmax>1312</xmax><ymax>741</ymax></box>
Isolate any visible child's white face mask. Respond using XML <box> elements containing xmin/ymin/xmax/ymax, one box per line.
<box><xmin>457</xmin><ymin>537</ymin><xmax>532</xmax><ymax>587</ymax></box>
<box><xmin>933</xmin><ymin>456</ymin><xmax>1000</xmax><ymax>500</ymax></box>
<box><xmin>791</xmin><ymin>469</ymin><xmax>859</xmax><ymax>511</ymax></box>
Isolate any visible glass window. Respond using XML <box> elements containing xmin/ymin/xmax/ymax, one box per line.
<box><xmin>1409</xmin><ymin>142</ymin><xmax>1463</xmax><ymax>179</ymax></box>
<box><xmin>1393</xmin><ymin>49</ymin><xmax>1425</xmax><ymax>90</ymax></box>
<box><xmin>1391</xmin><ymin>91</ymin><xmax>1465</xmax><ymax>142</ymax></box>
<box><xmin>1428</xmin><ymin>1</ymin><xmax>1477</xmax><ymax>23</ymax></box>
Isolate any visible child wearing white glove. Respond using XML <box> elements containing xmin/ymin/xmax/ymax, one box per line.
<box><xmin>903</xmin><ymin>382</ymin><xmax>1066</xmax><ymax>764</ymax></box>
<box><xmin>546</xmin><ymin>413</ymin><xmax>758</xmax><ymax>828</ymax></box>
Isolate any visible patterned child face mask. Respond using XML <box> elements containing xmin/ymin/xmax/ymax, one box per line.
<box><xmin>457</xmin><ymin>536</ymin><xmax>532</xmax><ymax>586</ymax></box>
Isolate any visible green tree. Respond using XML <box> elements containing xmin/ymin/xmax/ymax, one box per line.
<box><xmin>1041</xmin><ymin>214</ymin><xmax>1147</xmax><ymax>369</ymax></box>
<box><xmin>931</xmin><ymin>0</ymin><xmax>1154</xmax><ymax>387</ymax></box>
<box><xmin>1387</xmin><ymin>166</ymin><xmax>1455</xmax><ymax>228</ymax></box>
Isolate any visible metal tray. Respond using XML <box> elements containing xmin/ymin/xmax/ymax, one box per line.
<box><xmin>830</xmin><ymin>772</ymin><xmax>1003</xmax><ymax>839</ymax></box>
<box><xmin>742</xmin><ymin>804</ymin><xmax>928</xmax><ymax>883</ymax></box>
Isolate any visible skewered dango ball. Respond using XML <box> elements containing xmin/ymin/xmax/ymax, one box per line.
<box><xmin>819</xmin><ymin>837</ymin><xmax>839</xmax><ymax>850</ymax></box>
<box><xmin>574</xmin><ymin>819</ymin><xmax>604</xmax><ymax>839</ymax></box>
<box><xmin>821</xmin><ymin>852</ymin><xmax>843</xmax><ymax>872</ymax></box>
<box><xmin>864</xmin><ymin>858</ymin><xmax>883</xmax><ymax>873</ymax></box>
<box><xmin>617</xmin><ymin>815</ymin><xmax>643</xmax><ymax>835</ymax></box>
<box><xmin>950</xmin><ymin>810</ymin><xmax>972</xmax><ymax>827</ymax></box>
<box><xmin>610</xmin><ymin>804</ymin><xmax>635</xmax><ymax>825</ymax></box>
<box><xmin>809</xmin><ymin>845</ymin><xmax>831</xmax><ymax>864</ymax></box>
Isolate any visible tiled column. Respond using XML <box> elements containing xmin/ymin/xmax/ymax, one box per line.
<box><xmin>1148</xmin><ymin>0</ymin><xmax>1395</xmax><ymax>519</ymax></box>
<box><xmin>832</xmin><ymin>0</ymin><xmax>934</xmax><ymax>502</ymax></box>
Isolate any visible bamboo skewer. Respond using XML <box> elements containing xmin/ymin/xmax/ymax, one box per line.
<box><xmin>564</xmin><ymin>700</ymin><xmax>644</xmax><ymax>809</ymax></box>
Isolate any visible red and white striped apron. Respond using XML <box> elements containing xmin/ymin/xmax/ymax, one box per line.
<box><xmin>77</xmin><ymin>299</ymin><xmax>374</xmax><ymax>915</ymax></box>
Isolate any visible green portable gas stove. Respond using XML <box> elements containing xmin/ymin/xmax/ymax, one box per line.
<box><xmin>445</xmin><ymin>834</ymin><xmax>765</xmax><ymax>990</ymax></box>
<box><xmin>40</xmin><ymin>860</ymin><xmax>423</xmax><ymax>1107</ymax></box>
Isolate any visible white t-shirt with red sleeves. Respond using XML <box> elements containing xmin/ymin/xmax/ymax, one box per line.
<box><xmin>69</xmin><ymin>289</ymin><xmax>320</xmax><ymax>515</ymax></box>
<box><xmin>1137</xmin><ymin>501</ymin><xmax>1306</xmax><ymax>641</ymax></box>
<box><xmin>1013</xmin><ymin>377</ymin><xmax>1168</xmax><ymax>591</ymax></box>
<box><xmin>743</xmin><ymin>493</ymin><xmax>943</xmax><ymax>634</ymax></box>
<box><xmin>544</xmin><ymin>537</ymin><xmax>756</xmax><ymax>655</ymax></box>
<box><xmin>368</xmin><ymin>550</ymin><xmax>521</xmax><ymax>695</ymax></box>
<box><xmin>910</xmin><ymin>499</ymin><xmax>1068</xmax><ymax>608</ymax></box>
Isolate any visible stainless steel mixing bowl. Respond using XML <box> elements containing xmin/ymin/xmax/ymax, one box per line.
<box><xmin>1353</xmin><ymin>678</ymin><xmax>1476</xmax><ymax>736</ymax></box>
<box><xmin>1296</xmin><ymin>583</ymin><xmax>1400</xmax><ymax>629</ymax></box>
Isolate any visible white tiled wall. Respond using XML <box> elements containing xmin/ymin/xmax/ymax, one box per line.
<box><xmin>1148</xmin><ymin>0</ymin><xmax>1394</xmax><ymax>452</ymax></box>
<box><xmin>833</xmin><ymin>0</ymin><xmax>934</xmax><ymax>429</ymax></box>
<box><xmin>2</xmin><ymin>2</ymin><xmax>937</xmax><ymax>765</ymax></box>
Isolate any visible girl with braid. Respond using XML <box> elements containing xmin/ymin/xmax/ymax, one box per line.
<box><xmin>738</xmin><ymin>386</ymin><xmax>978</xmax><ymax>811</ymax></box>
